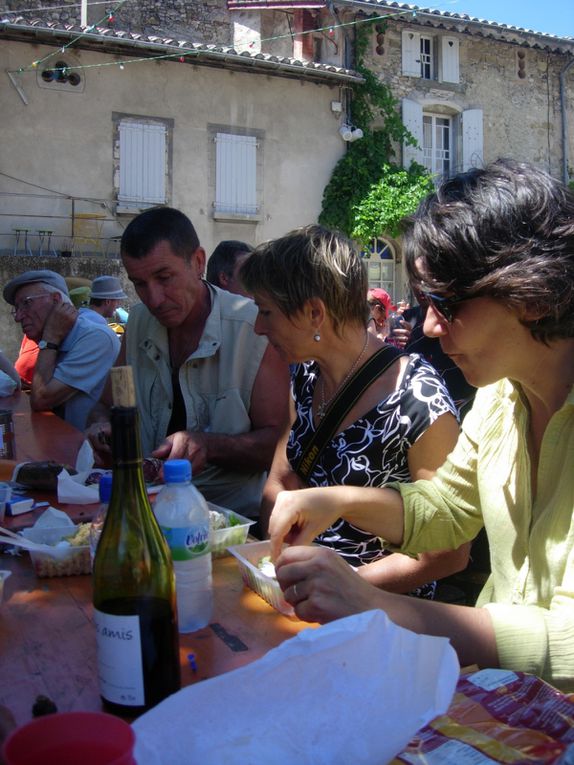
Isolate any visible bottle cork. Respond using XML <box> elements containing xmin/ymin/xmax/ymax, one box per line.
<box><xmin>110</xmin><ymin>366</ymin><xmax>136</xmax><ymax>408</ymax></box>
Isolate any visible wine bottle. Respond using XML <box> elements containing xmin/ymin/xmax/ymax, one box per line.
<box><xmin>93</xmin><ymin>366</ymin><xmax>180</xmax><ymax>715</ymax></box>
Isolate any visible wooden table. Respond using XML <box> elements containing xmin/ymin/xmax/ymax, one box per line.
<box><xmin>1</xmin><ymin>392</ymin><xmax>96</xmax><ymax>530</ymax></box>
<box><xmin>0</xmin><ymin>392</ymin><xmax>85</xmax><ymax>468</ymax></box>
<box><xmin>0</xmin><ymin>552</ymin><xmax>313</xmax><ymax>728</ymax></box>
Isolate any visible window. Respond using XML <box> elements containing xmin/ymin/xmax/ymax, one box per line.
<box><xmin>402</xmin><ymin>30</ymin><xmax>459</xmax><ymax>84</ymax></box>
<box><xmin>423</xmin><ymin>114</ymin><xmax>451</xmax><ymax>177</ymax></box>
<box><xmin>363</xmin><ymin>239</ymin><xmax>396</xmax><ymax>300</ymax></box>
<box><xmin>420</xmin><ymin>36</ymin><xmax>433</xmax><ymax>80</ymax></box>
<box><xmin>402</xmin><ymin>100</ymin><xmax>483</xmax><ymax>177</ymax></box>
<box><xmin>209</xmin><ymin>126</ymin><xmax>263</xmax><ymax>220</ymax></box>
<box><xmin>113</xmin><ymin>115</ymin><xmax>172</xmax><ymax>212</ymax></box>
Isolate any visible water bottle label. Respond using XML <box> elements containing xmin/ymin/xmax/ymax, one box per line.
<box><xmin>160</xmin><ymin>524</ymin><xmax>209</xmax><ymax>561</ymax></box>
<box><xmin>94</xmin><ymin>609</ymin><xmax>144</xmax><ymax>706</ymax></box>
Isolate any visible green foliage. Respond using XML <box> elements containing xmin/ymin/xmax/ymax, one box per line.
<box><xmin>319</xmin><ymin>19</ymin><xmax>429</xmax><ymax>239</ymax></box>
<box><xmin>351</xmin><ymin>164</ymin><xmax>434</xmax><ymax>244</ymax></box>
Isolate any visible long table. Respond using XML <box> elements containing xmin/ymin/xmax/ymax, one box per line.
<box><xmin>2</xmin><ymin>395</ymin><xmax>574</xmax><ymax>763</ymax></box>
<box><xmin>1</xmin><ymin>392</ymin><xmax>96</xmax><ymax>529</ymax></box>
<box><xmin>0</xmin><ymin>552</ymin><xmax>311</xmax><ymax>729</ymax></box>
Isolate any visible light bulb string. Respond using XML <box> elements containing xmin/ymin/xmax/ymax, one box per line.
<box><xmin>7</xmin><ymin>7</ymin><xmax>417</xmax><ymax>75</ymax></box>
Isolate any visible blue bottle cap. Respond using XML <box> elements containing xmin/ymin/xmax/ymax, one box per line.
<box><xmin>99</xmin><ymin>473</ymin><xmax>113</xmax><ymax>503</ymax></box>
<box><xmin>163</xmin><ymin>459</ymin><xmax>192</xmax><ymax>483</ymax></box>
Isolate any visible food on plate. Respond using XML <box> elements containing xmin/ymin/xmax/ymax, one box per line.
<box><xmin>14</xmin><ymin>461</ymin><xmax>77</xmax><ymax>492</ymax></box>
<box><xmin>142</xmin><ymin>457</ymin><xmax>163</xmax><ymax>485</ymax></box>
<box><xmin>85</xmin><ymin>471</ymin><xmax>111</xmax><ymax>486</ymax></box>
<box><xmin>209</xmin><ymin>508</ymin><xmax>243</xmax><ymax>532</ymax></box>
<box><xmin>64</xmin><ymin>523</ymin><xmax>91</xmax><ymax>547</ymax></box>
<box><xmin>257</xmin><ymin>555</ymin><xmax>277</xmax><ymax>579</ymax></box>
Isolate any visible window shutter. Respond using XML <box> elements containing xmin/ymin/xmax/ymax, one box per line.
<box><xmin>441</xmin><ymin>37</ymin><xmax>459</xmax><ymax>83</ymax></box>
<box><xmin>215</xmin><ymin>133</ymin><xmax>258</xmax><ymax>215</ymax></box>
<box><xmin>402</xmin><ymin>30</ymin><xmax>421</xmax><ymax>77</ymax></box>
<box><xmin>402</xmin><ymin>99</ymin><xmax>423</xmax><ymax>168</ymax></box>
<box><xmin>462</xmin><ymin>109</ymin><xmax>483</xmax><ymax>171</ymax></box>
<box><xmin>119</xmin><ymin>122</ymin><xmax>166</xmax><ymax>204</ymax></box>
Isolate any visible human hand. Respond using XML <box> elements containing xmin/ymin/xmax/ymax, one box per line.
<box><xmin>85</xmin><ymin>421</ymin><xmax>112</xmax><ymax>466</ymax></box>
<box><xmin>42</xmin><ymin>301</ymin><xmax>78</xmax><ymax>344</ymax></box>
<box><xmin>268</xmin><ymin>487</ymin><xmax>342</xmax><ymax>561</ymax></box>
<box><xmin>387</xmin><ymin>320</ymin><xmax>411</xmax><ymax>349</ymax></box>
<box><xmin>152</xmin><ymin>430</ymin><xmax>209</xmax><ymax>473</ymax></box>
<box><xmin>275</xmin><ymin>545</ymin><xmax>383</xmax><ymax>623</ymax></box>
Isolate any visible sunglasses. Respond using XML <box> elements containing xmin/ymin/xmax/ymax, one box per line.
<box><xmin>414</xmin><ymin>288</ymin><xmax>467</xmax><ymax>323</ymax></box>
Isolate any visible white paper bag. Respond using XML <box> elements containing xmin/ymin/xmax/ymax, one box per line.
<box><xmin>133</xmin><ymin>609</ymin><xmax>459</xmax><ymax>765</ymax></box>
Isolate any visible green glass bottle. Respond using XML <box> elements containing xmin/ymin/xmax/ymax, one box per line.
<box><xmin>93</xmin><ymin>367</ymin><xmax>180</xmax><ymax>715</ymax></box>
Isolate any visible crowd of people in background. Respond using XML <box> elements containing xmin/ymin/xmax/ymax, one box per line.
<box><xmin>3</xmin><ymin>157</ymin><xmax>574</xmax><ymax>690</ymax></box>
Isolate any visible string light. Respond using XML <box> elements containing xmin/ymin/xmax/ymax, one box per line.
<box><xmin>8</xmin><ymin>7</ymin><xmax>415</xmax><ymax>76</ymax></box>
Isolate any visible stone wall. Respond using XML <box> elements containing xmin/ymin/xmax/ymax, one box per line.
<box><xmin>362</xmin><ymin>19</ymin><xmax>573</xmax><ymax>178</ymax></box>
<box><xmin>3</xmin><ymin>0</ymin><xmax>233</xmax><ymax>44</ymax></box>
<box><xmin>0</xmin><ymin>255</ymin><xmax>137</xmax><ymax>362</ymax></box>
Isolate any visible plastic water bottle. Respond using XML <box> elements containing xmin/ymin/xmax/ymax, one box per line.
<box><xmin>153</xmin><ymin>459</ymin><xmax>213</xmax><ymax>633</ymax></box>
<box><xmin>89</xmin><ymin>473</ymin><xmax>112</xmax><ymax>565</ymax></box>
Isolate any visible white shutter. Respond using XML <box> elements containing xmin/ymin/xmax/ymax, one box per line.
<box><xmin>462</xmin><ymin>109</ymin><xmax>483</xmax><ymax>171</ymax></box>
<box><xmin>215</xmin><ymin>132</ymin><xmax>258</xmax><ymax>215</ymax></box>
<box><xmin>441</xmin><ymin>36</ymin><xmax>459</xmax><ymax>83</ymax></box>
<box><xmin>402</xmin><ymin>98</ymin><xmax>424</xmax><ymax>168</ymax></box>
<box><xmin>402</xmin><ymin>30</ymin><xmax>421</xmax><ymax>77</ymax></box>
<box><xmin>119</xmin><ymin>121</ymin><xmax>166</xmax><ymax>204</ymax></box>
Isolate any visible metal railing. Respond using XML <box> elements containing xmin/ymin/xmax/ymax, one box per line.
<box><xmin>0</xmin><ymin>192</ymin><xmax>126</xmax><ymax>258</ymax></box>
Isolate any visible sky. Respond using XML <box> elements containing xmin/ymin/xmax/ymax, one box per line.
<box><xmin>436</xmin><ymin>0</ymin><xmax>574</xmax><ymax>38</ymax></box>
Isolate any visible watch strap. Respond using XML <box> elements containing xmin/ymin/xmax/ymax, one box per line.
<box><xmin>39</xmin><ymin>340</ymin><xmax>60</xmax><ymax>351</ymax></box>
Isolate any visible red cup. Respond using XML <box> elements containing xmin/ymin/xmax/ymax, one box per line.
<box><xmin>2</xmin><ymin>711</ymin><xmax>135</xmax><ymax>765</ymax></box>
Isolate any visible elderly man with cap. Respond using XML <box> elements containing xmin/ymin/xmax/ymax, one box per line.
<box><xmin>3</xmin><ymin>269</ymin><xmax>120</xmax><ymax>430</ymax></box>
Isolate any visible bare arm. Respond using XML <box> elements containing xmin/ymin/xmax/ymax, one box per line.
<box><xmin>259</xmin><ymin>396</ymin><xmax>305</xmax><ymax>537</ymax></box>
<box><xmin>153</xmin><ymin>343</ymin><xmax>291</xmax><ymax>473</ymax></box>
<box><xmin>356</xmin><ymin>412</ymin><xmax>470</xmax><ymax>591</ymax></box>
<box><xmin>30</xmin><ymin>302</ymin><xmax>79</xmax><ymax>412</ymax></box>
<box><xmin>0</xmin><ymin>352</ymin><xmax>20</xmax><ymax>390</ymax></box>
<box><xmin>275</xmin><ymin>545</ymin><xmax>498</xmax><ymax>670</ymax></box>
<box><xmin>268</xmin><ymin>483</ymin><xmax>406</xmax><ymax>561</ymax></box>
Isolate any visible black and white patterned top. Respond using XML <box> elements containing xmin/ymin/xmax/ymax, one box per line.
<box><xmin>286</xmin><ymin>353</ymin><xmax>458</xmax><ymax>599</ymax></box>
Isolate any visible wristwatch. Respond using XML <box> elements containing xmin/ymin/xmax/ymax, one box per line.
<box><xmin>38</xmin><ymin>340</ymin><xmax>60</xmax><ymax>351</ymax></box>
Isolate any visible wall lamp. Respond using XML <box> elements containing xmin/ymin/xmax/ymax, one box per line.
<box><xmin>339</xmin><ymin>124</ymin><xmax>364</xmax><ymax>142</ymax></box>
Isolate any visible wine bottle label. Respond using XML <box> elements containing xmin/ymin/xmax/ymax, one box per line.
<box><xmin>159</xmin><ymin>524</ymin><xmax>209</xmax><ymax>562</ymax></box>
<box><xmin>94</xmin><ymin>608</ymin><xmax>145</xmax><ymax>706</ymax></box>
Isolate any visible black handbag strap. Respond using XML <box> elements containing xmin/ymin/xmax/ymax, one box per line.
<box><xmin>295</xmin><ymin>345</ymin><xmax>406</xmax><ymax>481</ymax></box>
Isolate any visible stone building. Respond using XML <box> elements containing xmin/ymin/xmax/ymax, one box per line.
<box><xmin>1</xmin><ymin>0</ymin><xmax>573</xmax><ymax>348</ymax></box>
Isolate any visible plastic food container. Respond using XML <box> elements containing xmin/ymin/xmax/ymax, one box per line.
<box><xmin>208</xmin><ymin>503</ymin><xmax>256</xmax><ymax>558</ymax></box>
<box><xmin>228</xmin><ymin>540</ymin><xmax>294</xmax><ymax>616</ymax></box>
<box><xmin>0</xmin><ymin>481</ymin><xmax>11</xmax><ymax>524</ymax></box>
<box><xmin>20</xmin><ymin>525</ymin><xmax>91</xmax><ymax>578</ymax></box>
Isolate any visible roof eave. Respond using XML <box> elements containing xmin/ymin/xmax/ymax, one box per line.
<box><xmin>0</xmin><ymin>21</ymin><xmax>363</xmax><ymax>85</ymax></box>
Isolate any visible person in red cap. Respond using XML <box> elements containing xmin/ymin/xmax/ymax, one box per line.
<box><xmin>367</xmin><ymin>288</ymin><xmax>395</xmax><ymax>341</ymax></box>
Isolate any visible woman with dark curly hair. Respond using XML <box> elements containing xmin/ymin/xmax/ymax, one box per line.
<box><xmin>241</xmin><ymin>225</ymin><xmax>469</xmax><ymax>598</ymax></box>
<box><xmin>268</xmin><ymin>159</ymin><xmax>574</xmax><ymax>692</ymax></box>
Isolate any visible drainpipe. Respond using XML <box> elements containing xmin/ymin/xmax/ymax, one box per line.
<box><xmin>560</xmin><ymin>56</ymin><xmax>574</xmax><ymax>184</ymax></box>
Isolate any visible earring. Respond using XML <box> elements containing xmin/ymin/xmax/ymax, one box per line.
<box><xmin>313</xmin><ymin>332</ymin><xmax>321</xmax><ymax>342</ymax></box>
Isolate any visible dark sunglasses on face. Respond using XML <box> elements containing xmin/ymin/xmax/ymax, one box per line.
<box><xmin>414</xmin><ymin>288</ymin><xmax>467</xmax><ymax>323</ymax></box>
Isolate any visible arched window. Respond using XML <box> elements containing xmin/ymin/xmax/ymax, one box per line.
<box><xmin>362</xmin><ymin>238</ymin><xmax>396</xmax><ymax>300</ymax></box>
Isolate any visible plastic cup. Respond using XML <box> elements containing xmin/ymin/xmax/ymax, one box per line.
<box><xmin>2</xmin><ymin>711</ymin><xmax>135</xmax><ymax>765</ymax></box>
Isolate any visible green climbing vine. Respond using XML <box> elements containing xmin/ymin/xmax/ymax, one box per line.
<box><xmin>318</xmin><ymin>18</ymin><xmax>431</xmax><ymax>243</ymax></box>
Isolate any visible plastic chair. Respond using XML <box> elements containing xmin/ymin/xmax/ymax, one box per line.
<box><xmin>13</xmin><ymin>228</ymin><xmax>33</xmax><ymax>256</ymax></box>
<box><xmin>71</xmin><ymin>213</ymin><xmax>106</xmax><ymax>256</ymax></box>
<box><xmin>37</xmin><ymin>229</ymin><xmax>58</xmax><ymax>257</ymax></box>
